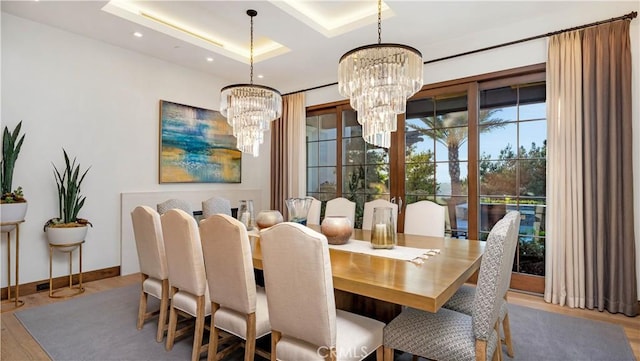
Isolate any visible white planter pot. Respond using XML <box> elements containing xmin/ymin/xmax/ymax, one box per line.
<box><xmin>46</xmin><ymin>225</ymin><xmax>88</xmax><ymax>252</ymax></box>
<box><xmin>1</xmin><ymin>202</ymin><xmax>28</xmax><ymax>233</ymax></box>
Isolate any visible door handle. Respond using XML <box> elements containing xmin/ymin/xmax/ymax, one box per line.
<box><xmin>392</xmin><ymin>196</ymin><xmax>403</xmax><ymax>213</ymax></box>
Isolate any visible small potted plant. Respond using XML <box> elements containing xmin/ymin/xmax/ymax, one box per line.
<box><xmin>1</xmin><ymin>121</ymin><xmax>27</xmax><ymax>232</ymax></box>
<box><xmin>44</xmin><ymin>149</ymin><xmax>92</xmax><ymax>251</ymax></box>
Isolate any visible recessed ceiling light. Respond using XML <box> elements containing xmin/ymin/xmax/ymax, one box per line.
<box><xmin>133</xmin><ymin>32</ymin><xmax>143</xmax><ymax>38</ymax></box>
<box><xmin>206</xmin><ymin>57</ymin><xmax>214</xmax><ymax>62</ymax></box>
<box><xmin>102</xmin><ymin>1</ymin><xmax>290</xmax><ymax>63</ymax></box>
<box><xmin>257</xmin><ymin>75</ymin><xmax>264</xmax><ymax>79</ymax></box>
<box><xmin>272</xmin><ymin>1</ymin><xmax>392</xmax><ymax>37</ymax></box>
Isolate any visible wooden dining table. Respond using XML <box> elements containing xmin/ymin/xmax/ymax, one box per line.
<box><xmin>250</xmin><ymin>225</ymin><xmax>484</xmax><ymax>322</ymax></box>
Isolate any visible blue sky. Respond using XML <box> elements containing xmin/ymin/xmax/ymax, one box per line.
<box><xmin>407</xmin><ymin>102</ymin><xmax>546</xmax><ymax>186</ymax></box>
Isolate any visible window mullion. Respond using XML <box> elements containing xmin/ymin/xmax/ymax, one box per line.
<box><xmin>468</xmin><ymin>82</ymin><xmax>480</xmax><ymax>239</ymax></box>
<box><xmin>336</xmin><ymin>106</ymin><xmax>344</xmax><ymax>196</ymax></box>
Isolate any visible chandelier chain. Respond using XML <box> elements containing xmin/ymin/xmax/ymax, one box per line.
<box><xmin>377</xmin><ymin>0</ymin><xmax>382</xmax><ymax>44</ymax></box>
<box><xmin>250</xmin><ymin>13</ymin><xmax>254</xmax><ymax>84</ymax></box>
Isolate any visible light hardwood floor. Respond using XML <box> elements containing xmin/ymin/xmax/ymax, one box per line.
<box><xmin>1</xmin><ymin>274</ymin><xmax>638</xmax><ymax>360</ymax></box>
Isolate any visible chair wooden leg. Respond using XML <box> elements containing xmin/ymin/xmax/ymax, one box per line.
<box><xmin>165</xmin><ymin>287</ymin><xmax>179</xmax><ymax>351</ymax></box>
<box><xmin>156</xmin><ymin>279</ymin><xmax>169</xmax><ymax>343</ymax></box>
<box><xmin>475</xmin><ymin>339</ymin><xmax>487</xmax><ymax>361</ymax></box>
<box><xmin>207</xmin><ymin>302</ymin><xmax>220</xmax><ymax>361</ymax></box>
<box><xmin>412</xmin><ymin>355</ymin><xmax>419</xmax><ymax>361</ymax></box>
<box><xmin>137</xmin><ymin>274</ymin><xmax>148</xmax><ymax>330</ymax></box>
<box><xmin>191</xmin><ymin>295</ymin><xmax>206</xmax><ymax>361</ymax></box>
<box><xmin>493</xmin><ymin>322</ymin><xmax>502</xmax><ymax>361</ymax></box>
<box><xmin>244</xmin><ymin>313</ymin><xmax>257</xmax><ymax>361</ymax></box>
<box><xmin>502</xmin><ymin>311</ymin><xmax>514</xmax><ymax>357</ymax></box>
<box><xmin>270</xmin><ymin>330</ymin><xmax>281</xmax><ymax>361</ymax></box>
<box><xmin>383</xmin><ymin>346</ymin><xmax>394</xmax><ymax>361</ymax></box>
<box><xmin>137</xmin><ymin>292</ymin><xmax>147</xmax><ymax>330</ymax></box>
<box><xmin>375</xmin><ymin>346</ymin><xmax>383</xmax><ymax>361</ymax></box>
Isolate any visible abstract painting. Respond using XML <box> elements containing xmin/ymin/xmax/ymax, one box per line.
<box><xmin>159</xmin><ymin>100</ymin><xmax>241</xmax><ymax>183</ymax></box>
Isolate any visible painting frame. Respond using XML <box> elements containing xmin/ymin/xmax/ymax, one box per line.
<box><xmin>159</xmin><ymin>100</ymin><xmax>241</xmax><ymax>184</ymax></box>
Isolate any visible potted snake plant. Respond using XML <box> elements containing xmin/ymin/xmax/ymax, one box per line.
<box><xmin>1</xmin><ymin>121</ymin><xmax>27</xmax><ymax>232</ymax></box>
<box><xmin>44</xmin><ymin>149</ymin><xmax>92</xmax><ymax>251</ymax></box>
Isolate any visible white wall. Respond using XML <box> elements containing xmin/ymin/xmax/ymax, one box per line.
<box><xmin>1</xmin><ymin>13</ymin><xmax>271</xmax><ymax>286</ymax></box>
<box><xmin>307</xmin><ymin>2</ymin><xmax>640</xmax><ymax>300</ymax></box>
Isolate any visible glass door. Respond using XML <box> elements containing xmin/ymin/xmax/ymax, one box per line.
<box><xmin>394</xmin><ymin>84</ymin><xmax>474</xmax><ymax>236</ymax></box>
<box><xmin>342</xmin><ymin>109</ymin><xmax>391</xmax><ymax>229</ymax></box>
<box><xmin>306</xmin><ymin>109</ymin><xmax>338</xmax><ymax>203</ymax></box>
<box><xmin>478</xmin><ymin>75</ymin><xmax>546</xmax><ymax>292</ymax></box>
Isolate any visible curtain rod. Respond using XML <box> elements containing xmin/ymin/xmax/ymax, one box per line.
<box><xmin>282</xmin><ymin>11</ymin><xmax>637</xmax><ymax>97</ymax></box>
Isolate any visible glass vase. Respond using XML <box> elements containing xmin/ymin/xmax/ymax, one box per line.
<box><xmin>370</xmin><ymin>207</ymin><xmax>396</xmax><ymax>249</ymax></box>
<box><xmin>285</xmin><ymin>197</ymin><xmax>312</xmax><ymax>225</ymax></box>
<box><xmin>238</xmin><ymin>200</ymin><xmax>255</xmax><ymax>230</ymax></box>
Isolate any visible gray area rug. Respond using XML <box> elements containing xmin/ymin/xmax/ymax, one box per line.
<box><xmin>15</xmin><ymin>284</ymin><xmax>635</xmax><ymax>361</ymax></box>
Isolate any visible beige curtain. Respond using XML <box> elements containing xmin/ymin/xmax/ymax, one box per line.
<box><xmin>545</xmin><ymin>20</ymin><xmax>637</xmax><ymax>316</ymax></box>
<box><xmin>582</xmin><ymin>21</ymin><xmax>637</xmax><ymax>316</ymax></box>
<box><xmin>270</xmin><ymin>92</ymin><xmax>306</xmax><ymax>219</ymax></box>
<box><xmin>545</xmin><ymin>30</ymin><xmax>585</xmax><ymax>308</ymax></box>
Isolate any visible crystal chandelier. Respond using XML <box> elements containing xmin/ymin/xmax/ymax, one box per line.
<box><xmin>220</xmin><ymin>10</ymin><xmax>282</xmax><ymax>157</ymax></box>
<box><xmin>338</xmin><ymin>0</ymin><xmax>423</xmax><ymax>148</ymax></box>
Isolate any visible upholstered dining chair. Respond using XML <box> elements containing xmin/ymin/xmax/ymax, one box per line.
<box><xmin>161</xmin><ymin>209</ymin><xmax>211</xmax><ymax>361</ymax></box>
<box><xmin>202</xmin><ymin>196</ymin><xmax>232</xmax><ymax>218</ymax></box>
<box><xmin>362</xmin><ymin>199</ymin><xmax>398</xmax><ymax>231</ymax></box>
<box><xmin>157</xmin><ymin>198</ymin><xmax>193</xmax><ymax>216</ymax></box>
<box><xmin>131</xmin><ymin>205</ymin><xmax>169</xmax><ymax>343</ymax></box>
<box><xmin>383</xmin><ymin>210</ymin><xmax>520</xmax><ymax>361</ymax></box>
<box><xmin>443</xmin><ymin>211</ymin><xmax>521</xmax><ymax>357</ymax></box>
<box><xmin>306</xmin><ymin>197</ymin><xmax>322</xmax><ymax>225</ymax></box>
<box><xmin>199</xmin><ymin>214</ymin><xmax>271</xmax><ymax>361</ymax></box>
<box><xmin>260</xmin><ymin>222</ymin><xmax>384</xmax><ymax>361</ymax></box>
<box><xmin>324</xmin><ymin>197</ymin><xmax>356</xmax><ymax>226</ymax></box>
<box><xmin>403</xmin><ymin>200</ymin><xmax>446</xmax><ymax>237</ymax></box>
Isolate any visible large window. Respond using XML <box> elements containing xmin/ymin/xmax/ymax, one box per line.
<box><xmin>306</xmin><ymin>65</ymin><xmax>547</xmax><ymax>291</ymax></box>
<box><xmin>306</xmin><ymin>107</ymin><xmax>390</xmax><ymax>228</ymax></box>
<box><xmin>479</xmin><ymin>81</ymin><xmax>546</xmax><ymax>276</ymax></box>
<box><xmin>306</xmin><ymin>111</ymin><xmax>337</xmax><ymax>202</ymax></box>
<box><xmin>342</xmin><ymin>110</ymin><xmax>390</xmax><ymax>228</ymax></box>
<box><xmin>404</xmin><ymin>90</ymin><xmax>469</xmax><ymax>237</ymax></box>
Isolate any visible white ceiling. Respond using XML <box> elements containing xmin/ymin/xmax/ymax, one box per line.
<box><xmin>2</xmin><ymin>1</ymin><xmax>635</xmax><ymax>94</ymax></box>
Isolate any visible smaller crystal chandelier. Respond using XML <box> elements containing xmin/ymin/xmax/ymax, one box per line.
<box><xmin>338</xmin><ymin>0</ymin><xmax>423</xmax><ymax>148</ymax></box>
<box><xmin>220</xmin><ymin>10</ymin><xmax>282</xmax><ymax>157</ymax></box>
